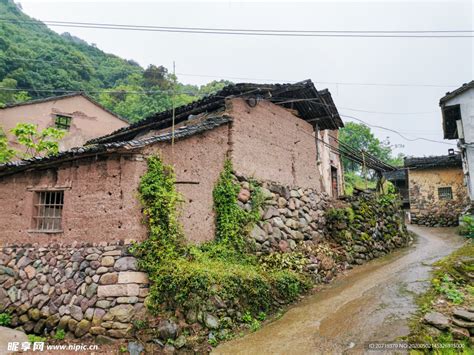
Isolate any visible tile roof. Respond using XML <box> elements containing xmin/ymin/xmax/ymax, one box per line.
<box><xmin>0</xmin><ymin>115</ymin><xmax>231</xmax><ymax>177</ymax></box>
<box><xmin>439</xmin><ymin>80</ymin><xmax>474</xmax><ymax>105</ymax></box>
<box><xmin>1</xmin><ymin>92</ymin><xmax>129</xmax><ymax>123</ymax></box>
<box><xmin>404</xmin><ymin>153</ymin><xmax>462</xmax><ymax>170</ymax></box>
<box><xmin>88</xmin><ymin>79</ymin><xmax>343</xmax><ymax>145</ymax></box>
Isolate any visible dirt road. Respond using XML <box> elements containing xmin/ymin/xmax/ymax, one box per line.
<box><xmin>214</xmin><ymin>226</ymin><xmax>466</xmax><ymax>355</ymax></box>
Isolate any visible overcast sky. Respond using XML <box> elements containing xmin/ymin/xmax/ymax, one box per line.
<box><xmin>18</xmin><ymin>0</ymin><xmax>473</xmax><ymax>157</ymax></box>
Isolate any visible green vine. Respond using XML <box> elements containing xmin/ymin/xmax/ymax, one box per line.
<box><xmin>213</xmin><ymin>159</ymin><xmax>264</xmax><ymax>252</ymax></box>
<box><xmin>132</xmin><ymin>156</ymin><xmax>309</xmax><ymax>344</ymax></box>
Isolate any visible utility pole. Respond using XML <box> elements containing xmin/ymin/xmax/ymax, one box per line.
<box><xmin>171</xmin><ymin>61</ymin><xmax>176</xmax><ymax>158</ymax></box>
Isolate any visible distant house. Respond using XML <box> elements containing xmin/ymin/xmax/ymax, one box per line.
<box><xmin>383</xmin><ymin>169</ymin><xmax>409</xmax><ymax>207</ymax></box>
<box><xmin>0</xmin><ymin>80</ymin><xmax>344</xmax><ymax>244</ymax></box>
<box><xmin>405</xmin><ymin>153</ymin><xmax>469</xmax><ymax>226</ymax></box>
<box><xmin>440</xmin><ymin>81</ymin><xmax>474</xmax><ymax>202</ymax></box>
<box><xmin>0</xmin><ymin>93</ymin><xmax>128</xmax><ymax>152</ymax></box>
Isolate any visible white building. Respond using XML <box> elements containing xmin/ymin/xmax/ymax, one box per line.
<box><xmin>440</xmin><ymin>81</ymin><xmax>474</xmax><ymax>201</ymax></box>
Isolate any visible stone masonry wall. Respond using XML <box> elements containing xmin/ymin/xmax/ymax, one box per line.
<box><xmin>408</xmin><ymin>168</ymin><xmax>469</xmax><ymax>227</ymax></box>
<box><xmin>234</xmin><ymin>173</ymin><xmax>330</xmax><ymax>255</ymax></box>
<box><xmin>0</xmin><ymin>242</ymin><xmax>148</xmax><ymax>343</ymax></box>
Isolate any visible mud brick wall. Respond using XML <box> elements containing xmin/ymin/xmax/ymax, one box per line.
<box><xmin>0</xmin><ymin>242</ymin><xmax>148</xmax><ymax>342</ymax></box>
<box><xmin>408</xmin><ymin>167</ymin><xmax>469</xmax><ymax>227</ymax></box>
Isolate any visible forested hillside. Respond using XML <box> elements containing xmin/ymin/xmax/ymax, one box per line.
<box><xmin>0</xmin><ymin>0</ymin><xmax>230</xmax><ymax>122</ymax></box>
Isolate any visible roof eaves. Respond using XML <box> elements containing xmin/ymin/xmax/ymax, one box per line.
<box><xmin>0</xmin><ymin>115</ymin><xmax>232</xmax><ymax>178</ymax></box>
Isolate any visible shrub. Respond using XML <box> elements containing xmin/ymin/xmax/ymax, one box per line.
<box><xmin>0</xmin><ymin>312</ymin><xmax>11</xmax><ymax>326</ymax></box>
<box><xmin>132</xmin><ymin>157</ymin><xmax>310</xmax><ymax>332</ymax></box>
<box><xmin>53</xmin><ymin>329</ymin><xmax>65</xmax><ymax>340</ymax></box>
<box><xmin>458</xmin><ymin>215</ymin><xmax>474</xmax><ymax>238</ymax></box>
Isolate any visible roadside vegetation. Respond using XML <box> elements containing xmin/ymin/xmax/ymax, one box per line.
<box><xmin>458</xmin><ymin>215</ymin><xmax>474</xmax><ymax>238</ymax></box>
<box><xmin>406</xmin><ymin>242</ymin><xmax>474</xmax><ymax>353</ymax></box>
<box><xmin>130</xmin><ymin>157</ymin><xmax>310</xmax><ymax>349</ymax></box>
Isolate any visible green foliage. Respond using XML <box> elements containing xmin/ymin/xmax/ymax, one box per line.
<box><xmin>0</xmin><ymin>1</ymin><xmax>232</xmax><ymax>122</ymax></box>
<box><xmin>0</xmin><ymin>123</ymin><xmax>66</xmax><ymax>162</ymax></box>
<box><xmin>0</xmin><ymin>312</ymin><xmax>11</xmax><ymax>326</ymax></box>
<box><xmin>53</xmin><ymin>328</ymin><xmax>65</xmax><ymax>340</ymax></box>
<box><xmin>458</xmin><ymin>215</ymin><xmax>474</xmax><ymax>238</ymax></box>
<box><xmin>213</xmin><ymin>160</ymin><xmax>264</xmax><ymax>252</ymax></box>
<box><xmin>260</xmin><ymin>252</ymin><xmax>308</xmax><ymax>273</ymax></box>
<box><xmin>339</xmin><ymin>122</ymin><xmax>403</xmax><ymax>174</ymax></box>
<box><xmin>132</xmin><ymin>156</ymin><xmax>310</xmax><ymax>332</ymax></box>
<box><xmin>27</xmin><ymin>335</ymin><xmax>46</xmax><ymax>343</ymax></box>
<box><xmin>407</xmin><ymin>243</ymin><xmax>474</xmax><ymax>352</ymax></box>
<box><xmin>0</xmin><ymin>127</ymin><xmax>15</xmax><ymax>163</ymax></box>
<box><xmin>432</xmin><ymin>275</ymin><xmax>464</xmax><ymax>304</ymax></box>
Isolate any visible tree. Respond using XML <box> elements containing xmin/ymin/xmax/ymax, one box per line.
<box><xmin>0</xmin><ymin>123</ymin><xmax>66</xmax><ymax>163</ymax></box>
<box><xmin>339</xmin><ymin>122</ymin><xmax>403</xmax><ymax>172</ymax></box>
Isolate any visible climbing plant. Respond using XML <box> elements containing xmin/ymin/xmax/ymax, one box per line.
<box><xmin>132</xmin><ymin>156</ymin><xmax>309</xmax><ymax>344</ymax></box>
<box><xmin>213</xmin><ymin>159</ymin><xmax>264</xmax><ymax>252</ymax></box>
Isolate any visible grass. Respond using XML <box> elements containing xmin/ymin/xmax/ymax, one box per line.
<box><xmin>406</xmin><ymin>242</ymin><xmax>474</xmax><ymax>353</ymax></box>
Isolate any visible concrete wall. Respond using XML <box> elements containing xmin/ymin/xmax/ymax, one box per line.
<box><xmin>0</xmin><ymin>96</ymin><xmax>128</xmax><ymax>151</ymax></box>
<box><xmin>443</xmin><ymin>88</ymin><xmax>474</xmax><ymax>201</ymax></box>
<box><xmin>408</xmin><ymin>166</ymin><xmax>469</xmax><ymax>226</ymax></box>
<box><xmin>229</xmin><ymin>98</ymin><xmax>323</xmax><ymax>191</ymax></box>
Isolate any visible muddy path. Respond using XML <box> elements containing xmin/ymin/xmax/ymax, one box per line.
<box><xmin>214</xmin><ymin>226</ymin><xmax>466</xmax><ymax>355</ymax></box>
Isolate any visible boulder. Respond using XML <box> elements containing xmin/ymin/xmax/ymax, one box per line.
<box><xmin>204</xmin><ymin>313</ymin><xmax>220</xmax><ymax>330</ymax></box>
<box><xmin>157</xmin><ymin>319</ymin><xmax>178</xmax><ymax>340</ymax></box>
<box><xmin>114</xmin><ymin>257</ymin><xmax>138</xmax><ymax>271</ymax></box>
<box><xmin>74</xmin><ymin>319</ymin><xmax>91</xmax><ymax>338</ymax></box>
<box><xmin>100</xmin><ymin>273</ymin><xmax>118</xmax><ymax>285</ymax></box>
<box><xmin>423</xmin><ymin>312</ymin><xmax>450</xmax><ymax>330</ymax></box>
<box><xmin>109</xmin><ymin>304</ymin><xmax>134</xmax><ymax>322</ymax></box>
<box><xmin>453</xmin><ymin>308</ymin><xmax>474</xmax><ymax>322</ymax></box>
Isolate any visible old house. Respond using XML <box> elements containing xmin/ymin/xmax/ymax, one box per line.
<box><xmin>0</xmin><ymin>80</ymin><xmax>344</xmax><ymax>245</ymax></box>
<box><xmin>440</xmin><ymin>81</ymin><xmax>474</xmax><ymax>202</ymax></box>
<box><xmin>405</xmin><ymin>153</ymin><xmax>469</xmax><ymax>226</ymax></box>
<box><xmin>383</xmin><ymin>169</ymin><xmax>409</xmax><ymax>207</ymax></box>
<box><xmin>0</xmin><ymin>93</ymin><xmax>128</xmax><ymax>151</ymax></box>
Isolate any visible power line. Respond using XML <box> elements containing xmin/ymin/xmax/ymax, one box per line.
<box><xmin>1</xmin><ymin>18</ymin><xmax>473</xmax><ymax>38</ymax></box>
<box><xmin>0</xmin><ymin>87</ymin><xmax>454</xmax><ymax>146</ymax></box>
<box><xmin>0</xmin><ymin>86</ymin><xmax>440</xmax><ymax>116</ymax></box>
<box><xmin>0</xmin><ymin>56</ymin><xmax>460</xmax><ymax>89</ymax></box>
<box><xmin>273</xmin><ymin>97</ymin><xmax>455</xmax><ymax>146</ymax></box>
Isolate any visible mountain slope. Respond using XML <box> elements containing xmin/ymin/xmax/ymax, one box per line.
<box><xmin>0</xmin><ymin>0</ymin><xmax>231</xmax><ymax>121</ymax></box>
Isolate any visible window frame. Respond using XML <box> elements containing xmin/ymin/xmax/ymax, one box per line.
<box><xmin>54</xmin><ymin>114</ymin><xmax>72</xmax><ymax>130</ymax></box>
<box><xmin>31</xmin><ymin>190</ymin><xmax>65</xmax><ymax>233</ymax></box>
<box><xmin>438</xmin><ymin>186</ymin><xmax>453</xmax><ymax>200</ymax></box>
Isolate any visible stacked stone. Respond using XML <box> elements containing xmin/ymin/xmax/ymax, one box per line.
<box><xmin>0</xmin><ymin>242</ymin><xmax>148</xmax><ymax>342</ymax></box>
<box><xmin>411</xmin><ymin>211</ymin><xmax>460</xmax><ymax>227</ymax></box>
<box><xmin>424</xmin><ymin>307</ymin><xmax>474</xmax><ymax>341</ymax></box>
<box><xmin>235</xmin><ymin>175</ymin><xmax>330</xmax><ymax>255</ymax></box>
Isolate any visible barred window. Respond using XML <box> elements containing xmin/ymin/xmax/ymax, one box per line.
<box><xmin>55</xmin><ymin>115</ymin><xmax>72</xmax><ymax>130</ymax></box>
<box><xmin>32</xmin><ymin>191</ymin><xmax>64</xmax><ymax>232</ymax></box>
<box><xmin>438</xmin><ymin>187</ymin><xmax>453</xmax><ymax>200</ymax></box>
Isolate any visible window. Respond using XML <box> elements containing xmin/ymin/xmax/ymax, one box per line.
<box><xmin>55</xmin><ymin>115</ymin><xmax>72</xmax><ymax>130</ymax></box>
<box><xmin>32</xmin><ymin>191</ymin><xmax>64</xmax><ymax>232</ymax></box>
<box><xmin>438</xmin><ymin>187</ymin><xmax>453</xmax><ymax>200</ymax></box>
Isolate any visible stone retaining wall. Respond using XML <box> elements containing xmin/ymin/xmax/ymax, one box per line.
<box><xmin>0</xmin><ymin>242</ymin><xmax>148</xmax><ymax>343</ymax></box>
<box><xmin>234</xmin><ymin>173</ymin><xmax>330</xmax><ymax>255</ymax></box>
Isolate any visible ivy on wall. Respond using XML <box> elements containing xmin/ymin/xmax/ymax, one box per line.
<box><xmin>131</xmin><ymin>156</ymin><xmax>309</xmax><ymax>344</ymax></box>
